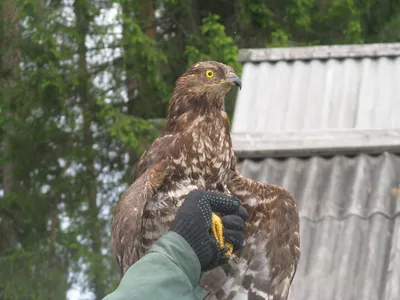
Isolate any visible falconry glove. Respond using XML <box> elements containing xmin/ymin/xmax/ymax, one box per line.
<box><xmin>170</xmin><ymin>190</ymin><xmax>249</xmax><ymax>271</ymax></box>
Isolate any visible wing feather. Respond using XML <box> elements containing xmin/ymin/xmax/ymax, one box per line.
<box><xmin>112</xmin><ymin>160</ymin><xmax>166</xmax><ymax>276</ymax></box>
<box><xmin>206</xmin><ymin>169</ymin><xmax>300</xmax><ymax>300</ymax></box>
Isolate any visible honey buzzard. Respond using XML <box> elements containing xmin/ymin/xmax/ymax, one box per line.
<box><xmin>112</xmin><ymin>61</ymin><xmax>300</xmax><ymax>299</ymax></box>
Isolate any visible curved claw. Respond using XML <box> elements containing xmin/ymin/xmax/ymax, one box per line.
<box><xmin>224</xmin><ymin>243</ymin><xmax>234</xmax><ymax>257</ymax></box>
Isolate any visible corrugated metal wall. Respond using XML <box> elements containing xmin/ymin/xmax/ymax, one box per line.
<box><xmin>238</xmin><ymin>152</ymin><xmax>400</xmax><ymax>300</ymax></box>
<box><xmin>232</xmin><ymin>57</ymin><xmax>400</xmax><ymax>134</ymax></box>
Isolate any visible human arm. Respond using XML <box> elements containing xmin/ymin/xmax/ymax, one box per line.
<box><xmin>103</xmin><ymin>230</ymin><xmax>207</xmax><ymax>300</ymax></box>
<box><xmin>103</xmin><ymin>190</ymin><xmax>248</xmax><ymax>300</ymax></box>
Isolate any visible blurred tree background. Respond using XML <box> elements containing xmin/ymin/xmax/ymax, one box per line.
<box><xmin>0</xmin><ymin>0</ymin><xmax>399</xmax><ymax>299</ymax></box>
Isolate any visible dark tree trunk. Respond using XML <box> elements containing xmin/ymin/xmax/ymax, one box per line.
<box><xmin>74</xmin><ymin>0</ymin><xmax>106</xmax><ymax>298</ymax></box>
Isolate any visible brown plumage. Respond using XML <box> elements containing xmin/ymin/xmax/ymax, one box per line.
<box><xmin>112</xmin><ymin>61</ymin><xmax>300</xmax><ymax>299</ymax></box>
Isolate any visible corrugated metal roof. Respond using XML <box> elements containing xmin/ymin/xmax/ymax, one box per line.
<box><xmin>232</xmin><ymin>56</ymin><xmax>400</xmax><ymax>134</ymax></box>
<box><xmin>237</xmin><ymin>152</ymin><xmax>400</xmax><ymax>300</ymax></box>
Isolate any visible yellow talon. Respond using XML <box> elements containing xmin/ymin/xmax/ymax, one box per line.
<box><xmin>211</xmin><ymin>213</ymin><xmax>234</xmax><ymax>257</ymax></box>
<box><xmin>211</xmin><ymin>213</ymin><xmax>224</xmax><ymax>249</ymax></box>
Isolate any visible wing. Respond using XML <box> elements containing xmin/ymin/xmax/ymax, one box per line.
<box><xmin>206</xmin><ymin>165</ymin><xmax>300</xmax><ymax>300</ymax></box>
<box><xmin>111</xmin><ymin>160</ymin><xmax>166</xmax><ymax>276</ymax></box>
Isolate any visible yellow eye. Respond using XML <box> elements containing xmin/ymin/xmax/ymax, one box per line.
<box><xmin>205</xmin><ymin>70</ymin><xmax>215</xmax><ymax>78</ymax></box>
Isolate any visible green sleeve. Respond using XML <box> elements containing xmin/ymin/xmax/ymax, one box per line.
<box><xmin>103</xmin><ymin>231</ymin><xmax>209</xmax><ymax>300</ymax></box>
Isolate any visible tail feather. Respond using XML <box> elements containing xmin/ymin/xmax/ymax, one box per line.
<box><xmin>201</xmin><ymin>233</ymin><xmax>295</xmax><ymax>300</ymax></box>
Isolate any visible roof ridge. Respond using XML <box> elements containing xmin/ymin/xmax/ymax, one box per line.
<box><xmin>299</xmin><ymin>211</ymin><xmax>400</xmax><ymax>223</ymax></box>
<box><xmin>238</xmin><ymin>43</ymin><xmax>400</xmax><ymax>62</ymax></box>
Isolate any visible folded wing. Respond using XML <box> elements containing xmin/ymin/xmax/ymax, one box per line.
<box><xmin>204</xmin><ymin>167</ymin><xmax>300</xmax><ymax>300</ymax></box>
<box><xmin>112</xmin><ymin>160</ymin><xmax>166</xmax><ymax>276</ymax></box>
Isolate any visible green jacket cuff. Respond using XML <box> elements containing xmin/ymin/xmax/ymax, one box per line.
<box><xmin>103</xmin><ymin>231</ymin><xmax>209</xmax><ymax>300</ymax></box>
<box><xmin>149</xmin><ymin>231</ymin><xmax>203</xmax><ymax>289</ymax></box>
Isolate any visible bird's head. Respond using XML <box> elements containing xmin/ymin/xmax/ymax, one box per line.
<box><xmin>168</xmin><ymin>61</ymin><xmax>242</xmax><ymax>118</ymax></box>
<box><xmin>177</xmin><ymin>61</ymin><xmax>241</xmax><ymax>96</ymax></box>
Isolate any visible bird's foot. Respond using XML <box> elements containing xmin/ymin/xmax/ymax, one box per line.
<box><xmin>211</xmin><ymin>213</ymin><xmax>234</xmax><ymax>257</ymax></box>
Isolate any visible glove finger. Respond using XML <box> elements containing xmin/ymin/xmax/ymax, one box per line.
<box><xmin>202</xmin><ymin>234</ymin><xmax>224</xmax><ymax>271</ymax></box>
<box><xmin>222</xmin><ymin>215</ymin><xmax>244</xmax><ymax>231</ymax></box>
<box><xmin>236</xmin><ymin>206</ymin><xmax>249</xmax><ymax>222</ymax></box>
<box><xmin>199</xmin><ymin>191</ymin><xmax>240</xmax><ymax>214</ymax></box>
<box><xmin>224</xmin><ymin>229</ymin><xmax>245</xmax><ymax>250</ymax></box>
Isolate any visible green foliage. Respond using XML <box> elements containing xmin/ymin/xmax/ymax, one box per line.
<box><xmin>1</xmin><ymin>247</ymin><xmax>69</xmax><ymax>299</ymax></box>
<box><xmin>119</xmin><ymin>14</ymin><xmax>169</xmax><ymax>101</ymax></box>
<box><xmin>185</xmin><ymin>14</ymin><xmax>241</xmax><ymax>74</ymax></box>
<box><xmin>269</xmin><ymin>29</ymin><xmax>292</xmax><ymax>48</ymax></box>
<box><xmin>97</xmin><ymin>98</ymin><xmax>155</xmax><ymax>151</ymax></box>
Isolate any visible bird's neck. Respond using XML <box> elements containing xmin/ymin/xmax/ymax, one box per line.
<box><xmin>163</xmin><ymin>92</ymin><xmax>227</xmax><ymax>135</ymax></box>
<box><xmin>170</xmin><ymin>88</ymin><xmax>224</xmax><ymax>114</ymax></box>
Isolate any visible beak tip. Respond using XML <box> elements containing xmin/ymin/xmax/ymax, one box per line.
<box><xmin>228</xmin><ymin>73</ymin><xmax>242</xmax><ymax>90</ymax></box>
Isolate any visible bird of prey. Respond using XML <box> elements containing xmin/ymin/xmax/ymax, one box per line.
<box><xmin>112</xmin><ymin>61</ymin><xmax>300</xmax><ymax>300</ymax></box>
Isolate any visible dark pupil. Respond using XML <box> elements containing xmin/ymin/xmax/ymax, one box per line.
<box><xmin>208</xmin><ymin>72</ymin><xmax>212</xmax><ymax>76</ymax></box>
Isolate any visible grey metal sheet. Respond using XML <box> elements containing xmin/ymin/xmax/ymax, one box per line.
<box><xmin>238</xmin><ymin>43</ymin><xmax>400</xmax><ymax>62</ymax></box>
<box><xmin>231</xmin><ymin>129</ymin><xmax>400</xmax><ymax>158</ymax></box>
<box><xmin>237</xmin><ymin>152</ymin><xmax>400</xmax><ymax>300</ymax></box>
<box><xmin>232</xmin><ymin>57</ymin><xmax>400</xmax><ymax>134</ymax></box>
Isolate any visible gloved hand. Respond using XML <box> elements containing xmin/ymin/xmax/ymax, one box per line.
<box><xmin>170</xmin><ymin>190</ymin><xmax>249</xmax><ymax>271</ymax></box>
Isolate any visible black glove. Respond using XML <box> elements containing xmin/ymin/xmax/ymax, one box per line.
<box><xmin>221</xmin><ymin>206</ymin><xmax>249</xmax><ymax>250</ymax></box>
<box><xmin>170</xmin><ymin>190</ymin><xmax>248</xmax><ymax>271</ymax></box>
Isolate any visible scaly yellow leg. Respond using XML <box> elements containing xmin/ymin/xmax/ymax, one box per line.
<box><xmin>211</xmin><ymin>213</ymin><xmax>234</xmax><ymax>257</ymax></box>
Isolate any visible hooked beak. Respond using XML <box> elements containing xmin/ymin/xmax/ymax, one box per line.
<box><xmin>227</xmin><ymin>72</ymin><xmax>242</xmax><ymax>89</ymax></box>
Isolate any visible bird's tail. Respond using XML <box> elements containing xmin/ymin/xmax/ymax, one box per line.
<box><xmin>201</xmin><ymin>233</ymin><xmax>293</xmax><ymax>300</ymax></box>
